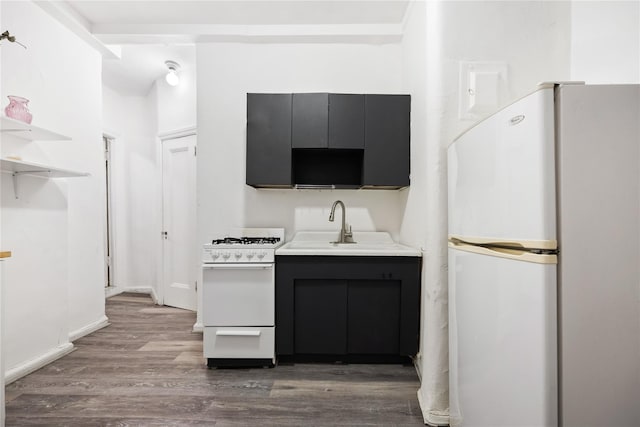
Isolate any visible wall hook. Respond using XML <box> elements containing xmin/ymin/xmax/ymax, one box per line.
<box><xmin>1</xmin><ymin>30</ymin><xmax>27</xmax><ymax>49</ymax></box>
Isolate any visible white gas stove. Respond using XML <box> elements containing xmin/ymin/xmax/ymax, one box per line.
<box><xmin>202</xmin><ymin>228</ymin><xmax>284</xmax><ymax>368</ymax></box>
<box><xmin>203</xmin><ymin>228</ymin><xmax>284</xmax><ymax>264</ymax></box>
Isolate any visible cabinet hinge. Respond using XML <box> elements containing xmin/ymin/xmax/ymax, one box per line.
<box><xmin>195</xmin><ymin>280</ymin><xmax>198</xmax><ymax>292</ymax></box>
<box><xmin>194</xmin><ymin>146</ymin><xmax>197</xmax><ymax>156</ymax></box>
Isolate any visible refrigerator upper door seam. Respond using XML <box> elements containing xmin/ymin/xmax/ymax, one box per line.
<box><xmin>448</xmin><ymin>234</ymin><xmax>557</xmax><ymax>250</ymax></box>
<box><xmin>448</xmin><ymin>240</ymin><xmax>558</xmax><ymax>264</ymax></box>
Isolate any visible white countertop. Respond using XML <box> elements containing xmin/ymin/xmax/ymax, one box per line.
<box><xmin>275</xmin><ymin>231</ymin><xmax>422</xmax><ymax>257</ymax></box>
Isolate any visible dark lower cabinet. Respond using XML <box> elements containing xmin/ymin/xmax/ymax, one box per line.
<box><xmin>276</xmin><ymin>256</ymin><xmax>421</xmax><ymax>362</ymax></box>
<box><xmin>347</xmin><ymin>280</ymin><xmax>401</xmax><ymax>355</ymax></box>
<box><xmin>294</xmin><ymin>280</ymin><xmax>347</xmax><ymax>354</ymax></box>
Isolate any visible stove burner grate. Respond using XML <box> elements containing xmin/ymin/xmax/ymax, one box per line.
<box><xmin>210</xmin><ymin>236</ymin><xmax>281</xmax><ymax>245</ymax></box>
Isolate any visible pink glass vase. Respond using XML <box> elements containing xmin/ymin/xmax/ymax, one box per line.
<box><xmin>4</xmin><ymin>95</ymin><xmax>33</xmax><ymax>124</ymax></box>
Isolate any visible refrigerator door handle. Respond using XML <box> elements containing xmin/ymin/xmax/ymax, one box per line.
<box><xmin>448</xmin><ymin>234</ymin><xmax>557</xmax><ymax>251</ymax></box>
<box><xmin>448</xmin><ymin>239</ymin><xmax>558</xmax><ymax>264</ymax></box>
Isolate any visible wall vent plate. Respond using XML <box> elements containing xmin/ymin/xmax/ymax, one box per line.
<box><xmin>458</xmin><ymin>61</ymin><xmax>509</xmax><ymax>121</ymax></box>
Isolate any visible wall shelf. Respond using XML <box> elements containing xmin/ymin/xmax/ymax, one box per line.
<box><xmin>0</xmin><ymin>116</ymin><xmax>71</xmax><ymax>141</ymax></box>
<box><xmin>1</xmin><ymin>158</ymin><xmax>89</xmax><ymax>199</ymax></box>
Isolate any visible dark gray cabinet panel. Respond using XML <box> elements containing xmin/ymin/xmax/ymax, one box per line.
<box><xmin>276</xmin><ymin>256</ymin><xmax>421</xmax><ymax>360</ymax></box>
<box><xmin>294</xmin><ymin>280</ymin><xmax>348</xmax><ymax>354</ymax></box>
<box><xmin>246</xmin><ymin>93</ymin><xmax>410</xmax><ymax>188</ymax></box>
<box><xmin>329</xmin><ymin>94</ymin><xmax>364</xmax><ymax>149</ymax></box>
<box><xmin>292</xmin><ymin>93</ymin><xmax>328</xmax><ymax>148</ymax></box>
<box><xmin>363</xmin><ymin>95</ymin><xmax>411</xmax><ymax>187</ymax></box>
<box><xmin>292</xmin><ymin>93</ymin><xmax>364</xmax><ymax>149</ymax></box>
<box><xmin>246</xmin><ymin>94</ymin><xmax>292</xmax><ymax>187</ymax></box>
<box><xmin>347</xmin><ymin>280</ymin><xmax>401</xmax><ymax>354</ymax></box>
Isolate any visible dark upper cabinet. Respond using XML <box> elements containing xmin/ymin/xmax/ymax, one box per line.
<box><xmin>292</xmin><ymin>93</ymin><xmax>364</xmax><ymax>149</ymax></box>
<box><xmin>292</xmin><ymin>93</ymin><xmax>328</xmax><ymax>148</ymax></box>
<box><xmin>246</xmin><ymin>93</ymin><xmax>410</xmax><ymax>189</ymax></box>
<box><xmin>329</xmin><ymin>94</ymin><xmax>364</xmax><ymax>149</ymax></box>
<box><xmin>246</xmin><ymin>94</ymin><xmax>292</xmax><ymax>187</ymax></box>
<box><xmin>363</xmin><ymin>95</ymin><xmax>411</xmax><ymax>187</ymax></box>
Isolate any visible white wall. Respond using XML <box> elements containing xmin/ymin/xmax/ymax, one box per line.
<box><xmin>571</xmin><ymin>0</ymin><xmax>640</xmax><ymax>83</ymax></box>
<box><xmin>196</xmin><ymin>42</ymin><xmax>406</xmax><ymax>326</ymax></box>
<box><xmin>399</xmin><ymin>1</ymin><xmax>428</xmax><ymax>251</ymax></box>
<box><xmin>155</xmin><ymin>50</ymin><xmax>197</xmax><ymax>135</ymax></box>
<box><xmin>1</xmin><ymin>260</ymin><xmax>6</xmax><ymax>426</ymax></box>
<box><xmin>410</xmin><ymin>1</ymin><xmax>572</xmax><ymax>424</ymax></box>
<box><xmin>197</xmin><ymin>42</ymin><xmax>405</xmax><ymax>241</ymax></box>
<box><xmin>1</xmin><ymin>1</ymin><xmax>106</xmax><ymax>375</ymax></box>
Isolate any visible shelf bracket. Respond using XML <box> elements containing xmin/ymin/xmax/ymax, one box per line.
<box><xmin>11</xmin><ymin>170</ymin><xmax>51</xmax><ymax>199</ymax></box>
<box><xmin>12</xmin><ymin>172</ymin><xmax>19</xmax><ymax>199</ymax></box>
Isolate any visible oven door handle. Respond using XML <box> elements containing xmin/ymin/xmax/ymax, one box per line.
<box><xmin>202</xmin><ymin>263</ymin><xmax>273</xmax><ymax>270</ymax></box>
<box><xmin>215</xmin><ymin>330</ymin><xmax>261</xmax><ymax>337</ymax></box>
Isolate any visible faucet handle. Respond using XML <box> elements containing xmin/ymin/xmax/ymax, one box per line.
<box><xmin>344</xmin><ymin>225</ymin><xmax>355</xmax><ymax>243</ymax></box>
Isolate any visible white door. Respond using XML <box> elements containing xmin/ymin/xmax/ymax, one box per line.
<box><xmin>162</xmin><ymin>135</ymin><xmax>197</xmax><ymax>311</ymax></box>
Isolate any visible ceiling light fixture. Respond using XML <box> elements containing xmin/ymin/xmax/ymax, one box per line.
<box><xmin>165</xmin><ymin>60</ymin><xmax>181</xmax><ymax>86</ymax></box>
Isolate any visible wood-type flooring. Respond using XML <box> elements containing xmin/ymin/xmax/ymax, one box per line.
<box><xmin>5</xmin><ymin>292</ymin><xmax>424</xmax><ymax>426</ymax></box>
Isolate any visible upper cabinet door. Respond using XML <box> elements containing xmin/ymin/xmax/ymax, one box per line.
<box><xmin>328</xmin><ymin>94</ymin><xmax>364</xmax><ymax>149</ymax></box>
<box><xmin>363</xmin><ymin>95</ymin><xmax>411</xmax><ymax>187</ymax></box>
<box><xmin>292</xmin><ymin>93</ymin><xmax>328</xmax><ymax>148</ymax></box>
<box><xmin>246</xmin><ymin>93</ymin><xmax>292</xmax><ymax>187</ymax></box>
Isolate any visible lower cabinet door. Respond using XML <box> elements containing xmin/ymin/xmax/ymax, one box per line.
<box><xmin>294</xmin><ymin>280</ymin><xmax>347</xmax><ymax>354</ymax></box>
<box><xmin>347</xmin><ymin>280</ymin><xmax>401</xmax><ymax>354</ymax></box>
<box><xmin>204</xmin><ymin>327</ymin><xmax>275</xmax><ymax>359</ymax></box>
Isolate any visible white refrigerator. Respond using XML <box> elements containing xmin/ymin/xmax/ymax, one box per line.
<box><xmin>448</xmin><ymin>83</ymin><xmax>640</xmax><ymax>427</ymax></box>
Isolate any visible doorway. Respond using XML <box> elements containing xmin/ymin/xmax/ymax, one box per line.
<box><xmin>104</xmin><ymin>135</ymin><xmax>114</xmax><ymax>289</ymax></box>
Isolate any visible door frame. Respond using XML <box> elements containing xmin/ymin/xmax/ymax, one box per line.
<box><xmin>103</xmin><ymin>131</ymin><xmax>118</xmax><ymax>296</ymax></box>
<box><xmin>157</xmin><ymin>126</ymin><xmax>198</xmax><ymax>308</ymax></box>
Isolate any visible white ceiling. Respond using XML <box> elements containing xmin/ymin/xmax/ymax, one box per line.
<box><xmin>59</xmin><ymin>0</ymin><xmax>410</xmax><ymax>95</ymax></box>
<box><xmin>102</xmin><ymin>44</ymin><xmax>196</xmax><ymax>96</ymax></box>
<box><xmin>67</xmin><ymin>1</ymin><xmax>410</xmax><ymax>27</ymax></box>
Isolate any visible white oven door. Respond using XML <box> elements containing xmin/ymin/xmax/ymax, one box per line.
<box><xmin>202</xmin><ymin>263</ymin><xmax>274</xmax><ymax>326</ymax></box>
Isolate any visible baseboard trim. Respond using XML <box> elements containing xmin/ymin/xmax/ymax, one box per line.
<box><xmin>417</xmin><ymin>387</ymin><xmax>449</xmax><ymax>426</ymax></box>
<box><xmin>414</xmin><ymin>352</ymin><xmax>423</xmax><ymax>381</ymax></box>
<box><xmin>5</xmin><ymin>343</ymin><xmax>75</xmax><ymax>385</ymax></box>
<box><xmin>192</xmin><ymin>322</ymin><xmax>203</xmax><ymax>333</ymax></box>
<box><xmin>105</xmin><ymin>286</ymin><xmax>123</xmax><ymax>298</ymax></box>
<box><xmin>150</xmin><ymin>287</ymin><xmax>160</xmax><ymax>305</ymax></box>
<box><xmin>68</xmin><ymin>315</ymin><xmax>110</xmax><ymax>342</ymax></box>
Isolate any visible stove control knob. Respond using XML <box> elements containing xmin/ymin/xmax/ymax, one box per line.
<box><xmin>234</xmin><ymin>252</ymin><xmax>242</xmax><ymax>259</ymax></box>
<box><xmin>246</xmin><ymin>251</ymin><xmax>255</xmax><ymax>259</ymax></box>
<box><xmin>212</xmin><ymin>251</ymin><xmax>220</xmax><ymax>259</ymax></box>
<box><xmin>257</xmin><ymin>251</ymin><xmax>266</xmax><ymax>259</ymax></box>
<box><xmin>222</xmin><ymin>251</ymin><xmax>231</xmax><ymax>259</ymax></box>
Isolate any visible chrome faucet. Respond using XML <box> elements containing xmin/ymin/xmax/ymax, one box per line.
<box><xmin>329</xmin><ymin>200</ymin><xmax>355</xmax><ymax>244</ymax></box>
